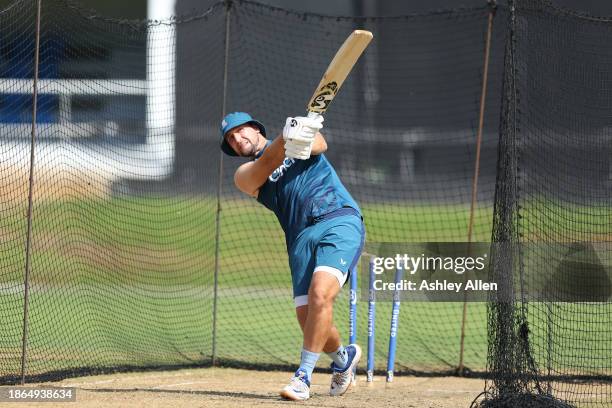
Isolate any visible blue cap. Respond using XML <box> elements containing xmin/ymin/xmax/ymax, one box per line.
<box><xmin>219</xmin><ymin>112</ymin><xmax>266</xmax><ymax>156</ymax></box>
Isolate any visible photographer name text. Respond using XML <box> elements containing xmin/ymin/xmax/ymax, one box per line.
<box><xmin>373</xmin><ymin>279</ymin><xmax>497</xmax><ymax>292</ymax></box>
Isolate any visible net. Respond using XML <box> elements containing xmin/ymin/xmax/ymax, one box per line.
<box><xmin>0</xmin><ymin>0</ymin><xmax>222</xmax><ymax>381</ymax></box>
<box><xmin>475</xmin><ymin>1</ymin><xmax>612</xmax><ymax>407</ymax></box>
<box><xmin>0</xmin><ymin>0</ymin><xmax>502</xmax><ymax>382</ymax></box>
<box><xmin>218</xmin><ymin>1</ymin><xmax>504</xmax><ymax>375</ymax></box>
<box><xmin>3</xmin><ymin>3</ymin><xmax>608</xmax><ymax>406</ymax></box>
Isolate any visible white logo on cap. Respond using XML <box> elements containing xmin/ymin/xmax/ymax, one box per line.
<box><xmin>222</xmin><ymin>120</ymin><xmax>227</xmax><ymax>128</ymax></box>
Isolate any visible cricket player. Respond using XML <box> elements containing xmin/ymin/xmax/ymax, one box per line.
<box><xmin>219</xmin><ymin>111</ymin><xmax>364</xmax><ymax>400</ymax></box>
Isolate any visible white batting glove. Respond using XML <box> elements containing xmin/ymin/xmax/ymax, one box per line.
<box><xmin>283</xmin><ymin>114</ymin><xmax>323</xmax><ymax>160</ymax></box>
<box><xmin>282</xmin><ymin>114</ymin><xmax>324</xmax><ymax>143</ymax></box>
<box><xmin>285</xmin><ymin>139</ymin><xmax>314</xmax><ymax>160</ymax></box>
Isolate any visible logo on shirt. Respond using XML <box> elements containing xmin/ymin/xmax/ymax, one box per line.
<box><xmin>340</xmin><ymin>258</ymin><xmax>347</xmax><ymax>266</ymax></box>
<box><xmin>269</xmin><ymin>157</ymin><xmax>295</xmax><ymax>182</ymax></box>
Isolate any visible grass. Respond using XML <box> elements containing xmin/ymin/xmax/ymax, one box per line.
<box><xmin>0</xmin><ymin>284</ymin><xmax>489</xmax><ymax>376</ymax></box>
<box><xmin>0</xmin><ymin>196</ymin><xmax>497</xmax><ymax>288</ymax></box>
<box><xmin>0</xmin><ymin>196</ymin><xmax>610</xmax><ymax>380</ymax></box>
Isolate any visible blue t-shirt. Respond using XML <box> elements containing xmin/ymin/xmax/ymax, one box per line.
<box><xmin>256</xmin><ymin>142</ymin><xmax>361</xmax><ymax>249</ymax></box>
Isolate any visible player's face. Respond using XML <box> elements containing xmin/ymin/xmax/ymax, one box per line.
<box><xmin>225</xmin><ymin>124</ymin><xmax>260</xmax><ymax>157</ymax></box>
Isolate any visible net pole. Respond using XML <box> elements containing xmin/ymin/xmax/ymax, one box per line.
<box><xmin>457</xmin><ymin>0</ymin><xmax>496</xmax><ymax>374</ymax></box>
<box><xmin>212</xmin><ymin>0</ymin><xmax>232</xmax><ymax>367</ymax></box>
<box><xmin>20</xmin><ymin>0</ymin><xmax>43</xmax><ymax>385</ymax></box>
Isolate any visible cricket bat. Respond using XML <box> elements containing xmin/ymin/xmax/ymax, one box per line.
<box><xmin>306</xmin><ymin>30</ymin><xmax>373</xmax><ymax>118</ymax></box>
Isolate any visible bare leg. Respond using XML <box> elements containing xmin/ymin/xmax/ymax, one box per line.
<box><xmin>302</xmin><ymin>272</ymin><xmax>341</xmax><ymax>352</ymax></box>
<box><xmin>296</xmin><ymin>305</ymin><xmax>342</xmax><ymax>353</ymax></box>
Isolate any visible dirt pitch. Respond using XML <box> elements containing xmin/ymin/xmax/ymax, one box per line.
<box><xmin>14</xmin><ymin>368</ymin><xmax>486</xmax><ymax>408</ymax></box>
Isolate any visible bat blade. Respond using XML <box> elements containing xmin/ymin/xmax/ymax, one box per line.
<box><xmin>307</xmin><ymin>30</ymin><xmax>373</xmax><ymax>115</ymax></box>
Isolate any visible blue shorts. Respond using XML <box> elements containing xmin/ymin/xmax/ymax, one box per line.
<box><xmin>288</xmin><ymin>210</ymin><xmax>365</xmax><ymax>307</ymax></box>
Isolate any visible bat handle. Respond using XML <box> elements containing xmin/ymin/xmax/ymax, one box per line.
<box><xmin>307</xmin><ymin>111</ymin><xmax>322</xmax><ymax>119</ymax></box>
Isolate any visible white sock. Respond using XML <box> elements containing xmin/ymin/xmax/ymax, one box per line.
<box><xmin>326</xmin><ymin>345</ymin><xmax>348</xmax><ymax>368</ymax></box>
<box><xmin>299</xmin><ymin>348</ymin><xmax>320</xmax><ymax>379</ymax></box>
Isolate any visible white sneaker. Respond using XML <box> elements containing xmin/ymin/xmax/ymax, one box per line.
<box><xmin>330</xmin><ymin>344</ymin><xmax>362</xmax><ymax>396</ymax></box>
<box><xmin>280</xmin><ymin>369</ymin><xmax>311</xmax><ymax>401</ymax></box>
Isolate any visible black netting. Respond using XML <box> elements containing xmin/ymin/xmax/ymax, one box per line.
<box><xmin>218</xmin><ymin>1</ymin><xmax>503</xmax><ymax>375</ymax></box>
<box><xmin>0</xmin><ymin>0</ymin><xmax>223</xmax><ymax>381</ymax></box>
<box><xmin>474</xmin><ymin>1</ymin><xmax>612</xmax><ymax>407</ymax></box>
<box><xmin>0</xmin><ymin>1</ymin><xmax>609</xmax><ymax>407</ymax></box>
<box><xmin>0</xmin><ymin>0</ymin><xmax>502</xmax><ymax>382</ymax></box>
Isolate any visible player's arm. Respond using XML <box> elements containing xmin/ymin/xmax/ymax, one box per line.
<box><xmin>235</xmin><ymin>115</ymin><xmax>326</xmax><ymax>197</ymax></box>
<box><xmin>311</xmin><ymin>132</ymin><xmax>327</xmax><ymax>155</ymax></box>
<box><xmin>234</xmin><ymin>132</ymin><xmax>327</xmax><ymax>197</ymax></box>
<box><xmin>234</xmin><ymin>135</ymin><xmax>289</xmax><ymax>197</ymax></box>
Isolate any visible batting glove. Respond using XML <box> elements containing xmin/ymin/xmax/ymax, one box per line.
<box><xmin>282</xmin><ymin>114</ymin><xmax>324</xmax><ymax>143</ymax></box>
<box><xmin>285</xmin><ymin>139</ymin><xmax>314</xmax><ymax>160</ymax></box>
<box><xmin>283</xmin><ymin>114</ymin><xmax>323</xmax><ymax>160</ymax></box>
